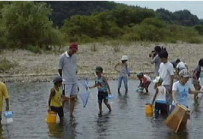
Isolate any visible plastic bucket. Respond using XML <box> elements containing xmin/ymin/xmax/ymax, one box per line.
<box><xmin>46</xmin><ymin>111</ymin><xmax>57</xmax><ymax>123</ymax></box>
<box><xmin>145</xmin><ymin>104</ymin><xmax>153</xmax><ymax>117</ymax></box>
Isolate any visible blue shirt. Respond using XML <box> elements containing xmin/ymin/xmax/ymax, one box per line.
<box><xmin>95</xmin><ymin>76</ymin><xmax>108</xmax><ymax>92</ymax></box>
<box><xmin>172</xmin><ymin>81</ymin><xmax>190</xmax><ymax>107</ymax></box>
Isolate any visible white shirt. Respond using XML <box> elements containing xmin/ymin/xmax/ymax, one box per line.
<box><xmin>158</xmin><ymin>62</ymin><xmax>174</xmax><ymax>86</ymax></box>
<box><xmin>156</xmin><ymin>86</ymin><xmax>166</xmax><ymax>101</ymax></box>
<box><xmin>176</xmin><ymin>61</ymin><xmax>186</xmax><ymax>70</ymax></box>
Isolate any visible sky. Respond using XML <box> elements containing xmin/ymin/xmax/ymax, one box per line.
<box><xmin>114</xmin><ymin>1</ymin><xmax>203</xmax><ymax>19</ymax></box>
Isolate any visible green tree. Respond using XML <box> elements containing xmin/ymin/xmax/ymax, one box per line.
<box><xmin>1</xmin><ymin>1</ymin><xmax>56</xmax><ymax>49</ymax></box>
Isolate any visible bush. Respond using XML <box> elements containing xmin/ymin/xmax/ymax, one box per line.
<box><xmin>0</xmin><ymin>58</ymin><xmax>18</xmax><ymax>72</ymax></box>
<box><xmin>26</xmin><ymin>45</ymin><xmax>41</xmax><ymax>53</ymax></box>
<box><xmin>121</xmin><ymin>33</ymin><xmax>140</xmax><ymax>41</ymax></box>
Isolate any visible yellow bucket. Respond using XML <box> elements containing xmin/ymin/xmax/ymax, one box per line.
<box><xmin>145</xmin><ymin>104</ymin><xmax>153</xmax><ymax>117</ymax></box>
<box><xmin>46</xmin><ymin>111</ymin><xmax>57</xmax><ymax>123</ymax></box>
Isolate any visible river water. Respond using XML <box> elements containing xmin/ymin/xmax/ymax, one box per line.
<box><xmin>1</xmin><ymin>79</ymin><xmax>203</xmax><ymax>139</ymax></box>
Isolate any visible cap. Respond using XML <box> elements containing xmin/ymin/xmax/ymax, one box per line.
<box><xmin>153</xmin><ymin>76</ymin><xmax>163</xmax><ymax>83</ymax></box>
<box><xmin>53</xmin><ymin>76</ymin><xmax>62</xmax><ymax>84</ymax></box>
<box><xmin>137</xmin><ymin>73</ymin><xmax>143</xmax><ymax>77</ymax></box>
<box><xmin>96</xmin><ymin>66</ymin><xmax>103</xmax><ymax>73</ymax></box>
<box><xmin>69</xmin><ymin>42</ymin><xmax>78</xmax><ymax>51</ymax></box>
<box><xmin>179</xmin><ymin>69</ymin><xmax>190</xmax><ymax>77</ymax></box>
<box><xmin>121</xmin><ymin>55</ymin><xmax>128</xmax><ymax>61</ymax></box>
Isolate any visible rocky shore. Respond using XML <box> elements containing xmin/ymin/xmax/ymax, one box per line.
<box><xmin>1</xmin><ymin>42</ymin><xmax>203</xmax><ymax>82</ymax></box>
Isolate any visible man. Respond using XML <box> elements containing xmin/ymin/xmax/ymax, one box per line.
<box><xmin>158</xmin><ymin>50</ymin><xmax>174</xmax><ymax>113</ymax></box>
<box><xmin>150</xmin><ymin>46</ymin><xmax>161</xmax><ymax>76</ymax></box>
<box><xmin>58</xmin><ymin>42</ymin><xmax>78</xmax><ymax>119</ymax></box>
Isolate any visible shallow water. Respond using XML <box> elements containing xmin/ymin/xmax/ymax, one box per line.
<box><xmin>1</xmin><ymin>79</ymin><xmax>203</xmax><ymax>139</ymax></box>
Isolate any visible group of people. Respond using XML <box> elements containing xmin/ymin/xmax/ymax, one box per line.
<box><xmin>47</xmin><ymin>42</ymin><xmax>203</xmax><ymax>122</ymax></box>
<box><xmin>0</xmin><ymin>43</ymin><xmax>203</xmax><ymax>124</ymax></box>
<box><xmin>149</xmin><ymin>46</ymin><xmax>203</xmax><ymax>119</ymax></box>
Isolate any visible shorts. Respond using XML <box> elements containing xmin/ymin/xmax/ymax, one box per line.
<box><xmin>154</xmin><ymin>102</ymin><xmax>168</xmax><ymax>117</ymax></box>
<box><xmin>50</xmin><ymin>106</ymin><xmax>64</xmax><ymax>118</ymax></box>
<box><xmin>63</xmin><ymin>83</ymin><xmax>78</xmax><ymax>97</ymax></box>
<box><xmin>98</xmin><ymin>91</ymin><xmax>108</xmax><ymax>104</ymax></box>
<box><xmin>164</xmin><ymin>85</ymin><xmax>172</xmax><ymax>105</ymax></box>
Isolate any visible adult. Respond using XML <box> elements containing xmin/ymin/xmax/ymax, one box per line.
<box><xmin>114</xmin><ymin>55</ymin><xmax>130</xmax><ymax>94</ymax></box>
<box><xmin>150</xmin><ymin>46</ymin><xmax>162</xmax><ymax>76</ymax></box>
<box><xmin>58</xmin><ymin>42</ymin><xmax>78</xmax><ymax>119</ymax></box>
<box><xmin>158</xmin><ymin>50</ymin><xmax>174</xmax><ymax>113</ymax></box>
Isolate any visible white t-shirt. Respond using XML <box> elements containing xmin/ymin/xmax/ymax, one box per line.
<box><xmin>176</xmin><ymin>61</ymin><xmax>186</xmax><ymax>70</ymax></box>
<box><xmin>158</xmin><ymin>62</ymin><xmax>174</xmax><ymax>86</ymax></box>
<box><xmin>172</xmin><ymin>81</ymin><xmax>190</xmax><ymax>107</ymax></box>
<box><xmin>156</xmin><ymin>86</ymin><xmax>166</xmax><ymax>101</ymax></box>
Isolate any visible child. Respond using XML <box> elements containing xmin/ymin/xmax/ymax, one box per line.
<box><xmin>151</xmin><ymin>77</ymin><xmax>167</xmax><ymax>118</ymax></box>
<box><xmin>137</xmin><ymin>73</ymin><xmax>151</xmax><ymax>93</ymax></box>
<box><xmin>172</xmin><ymin>69</ymin><xmax>203</xmax><ymax>110</ymax></box>
<box><xmin>175</xmin><ymin>59</ymin><xmax>188</xmax><ymax>76</ymax></box>
<box><xmin>89</xmin><ymin>66</ymin><xmax>112</xmax><ymax>116</ymax></box>
<box><xmin>192</xmin><ymin>58</ymin><xmax>203</xmax><ymax>103</ymax></box>
<box><xmin>158</xmin><ymin>50</ymin><xmax>174</xmax><ymax>109</ymax></box>
<box><xmin>114</xmin><ymin>55</ymin><xmax>130</xmax><ymax>94</ymax></box>
<box><xmin>0</xmin><ymin>81</ymin><xmax>9</xmax><ymax>123</ymax></box>
<box><xmin>48</xmin><ymin>76</ymin><xmax>65</xmax><ymax>122</ymax></box>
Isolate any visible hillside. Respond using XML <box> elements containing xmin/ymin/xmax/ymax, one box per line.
<box><xmin>42</xmin><ymin>1</ymin><xmax>202</xmax><ymax>27</ymax></box>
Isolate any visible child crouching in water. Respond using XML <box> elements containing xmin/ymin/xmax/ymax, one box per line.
<box><xmin>48</xmin><ymin>76</ymin><xmax>67</xmax><ymax>122</ymax></box>
<box><xmin>89</xmin><ymin>66</ymin><xmax>112</xmax><ymax>116</ymax></box>
<box><xmin>137</xmin><ymin>73</ymin><xmax>151</xmax><ymax>94</ymax></box>
<box><xmin>151</xmin><ymin>76</ymin><xmax>168</xmax><ymax>118</ymax></box>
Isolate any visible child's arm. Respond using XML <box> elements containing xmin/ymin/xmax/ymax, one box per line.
<box><xmin>172</xmin><ymin>90</ymin><xmax>178</xmax><ymax>105</ymax></box>
<box><xmin>61</xmin><ymin>95</ymin><xmax>69</xmax><ymax>100</ymax></box>
<box><xmin>170</xmin><ymin>75</ymin><xmax>174</xmax><ymax>91</ymax></box>
<box><xmin>48</xmin><ymin>88</ymin><xmax>55</xmax><ymax>111</ymax></box>
<box><xmin>89</xmin><ymin>84</ymin><xmax>96</xmax><ymax>89</ymax></box>
<box><xmin>151</xmin><ymin>88</ymin><xmax>158</xmax><ymax>105</ymax></box>
<box><xmin>5</xmin><ymin>98</ymin><xmax>9</xmax><ymax>111</ymax></box>
<box><xmin>103</xmin><ymin>76</ymin><xmax>111</xmax><ymax>94</ymax></box>
<box><xmin>189</xmin><ymin>88</ymin><xmax>203</xmax><ymax>94</ymax></box>
<box><xmin>138</xmin><ymin>79</ymin><xmax>142</xmax><ymax>87</ymax></box>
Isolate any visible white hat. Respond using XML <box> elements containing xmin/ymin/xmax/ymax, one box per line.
<box><xmin>179</xmin><ymin>69</ymin><xmax>190</xmax><ymax>77</ymax></box>
<box><xmin>121</xmin><ymin>55</ymin><xmax>128</xmax><ymax>61</ymax></box>
<box><xmin>153</xmin><ymin>76</ymin><xmax>163</xmax><ymax>83</ymax></box>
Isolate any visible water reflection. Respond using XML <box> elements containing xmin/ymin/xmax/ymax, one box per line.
<box><xmin>47</xmin><ymin>123</ymin><xmax>63</xmax><ymax>138</ymax></box>
<box><xmin>3</xmin><ymin>80</ymin><xmax>203</xmax><ymax>139</ymax></box>
<box><xmin>167</xmin><ymin>130</ymin><xmax>189</xmax><ymax>139</ymax></box>
<box><xmin>0</xmin><ymin>124</ymin><xmax>4</xmax><ymax>139</ymax></box>
<box><xmin>96</xmin><ymin>112</ymin><xmax>111</xmax><ymax>138</ymax></box>
<box><xmin>118</xmin><ymin>93</ymin><xmax>129</xmax><ymax>109</ymax></box>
